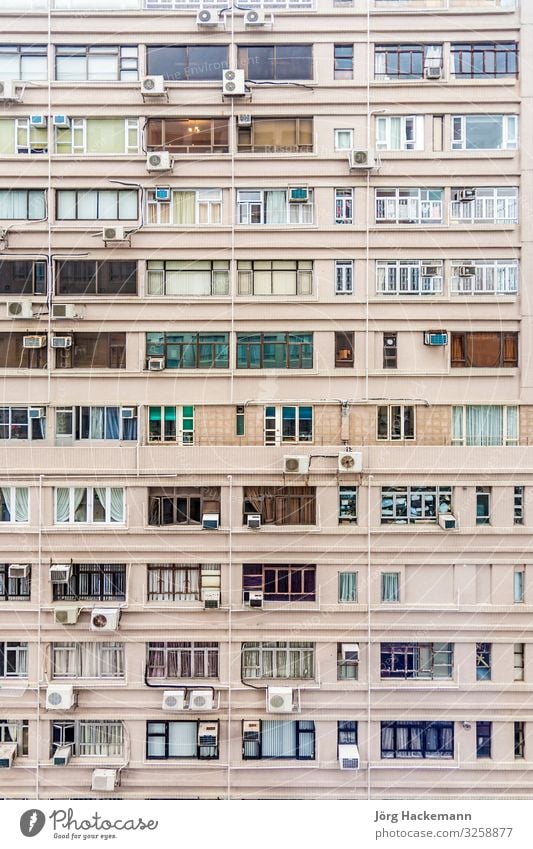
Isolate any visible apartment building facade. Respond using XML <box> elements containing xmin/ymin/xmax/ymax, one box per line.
<box><xmin>0</xmin><ymin>0</ymin><xmax>530</xmax><ymax>800</ymax></box>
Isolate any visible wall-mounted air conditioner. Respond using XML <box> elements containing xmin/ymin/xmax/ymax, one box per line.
<box><xmin>46</xmin><ymin>684</ymin><xmax>75</xmax><ymax>711</ymax></box>
<box><xmin>248</xmin><ymin>591</ymin><xmax>264</xmax><ymax>609</ymax></box>
<box><xmin>283</xmin><ymin>455</ymin><xmax>310</xmax><ymax>474</ymax></box>
<box><xmin>341</xmin><ymin>643</ymin><xmax>360</xmax><ymax>662</ymax></box>
<box><xmin>198</xmin><ymin>722</ymin><xmax>218</xmax><ymax>747</ymax></box>
<box><xmin>0</xmin><ymin>81</ymin><xmax>19</xmax><ymax>101</ymax></box>
<box><xmin>162</xmin><ymin>690</ymin><xmax>186</xmax><ymax>711</ymax></box>
<box><xmin>348</xmin><ymin>149</ymin><xmax>375</xmax><ymax>169</ymax></box>
<box><xmin>222</xmin><ymin>69</ymin><xmax>245</xmax><ymax>96</ymax></box>
<box><xmin>243</xmin><ymin>720</ymin><xmax>260</xmax><ymax>742</ymax></box>
<box><xmin>203</xmin><ymin>590</ymin><xmax>220</xmax><ymax>609</ymax></box>
<box><xmin>267</xmin><ymin>686</ymin><xmax>294</xmax><ymax>713</ymax></box>
<box><xmin>54</xmin><ymin>606</ymin><xmax>79</xmax><ymax>625</ymax></box>
<box><xmin>245</xmin><ymin>9</ymin><xmax>266</xmax><ymax>26</ymax></box>
<box><xmin>146</xmin><ymin>151</ymin><xmax>172</xmax><ymax>172</ymax></box>
<box><xmin>155</xmin><ymin>186</ymin><xmax>171</xmax><ymax>202</ymax></box>
<box><xmin>246</xmin><ymin>514</ymin><xmax>261</xmax><ymax>529</ymax></box>
<box><xmin>90</xmin><ymin>608</ymin><xmax>120</xmax><ymax>632</ymax></box>
<box><xmin>52</xmin><ymin>304</ymin><xmax>78</xmax><ymax>320</ymax></box>
<box><xmin>30</xmin><ymin>114</ymin><xmax>47</xmax><ymax>128</ymax></box>
<box><xmin>458</xmin><ymin>189</ymin><xmax>476</xmax><ymax>202</ymax></box>
<box><xmin>237</xmin><ymin>114</ymin><xmax>252</xmax><ymax>127</ymax></box>
<box><xmin>438</xmin><ymin>513</ymin><xmax>457</xmax><ymax>530</ymax></box>
<box><xmin>29</xmin><ymin>407</ymin><xmax>45</xmax><ymax>419</ymax></box>
<box><xmin>458</xmin><ymin>265</ymin><xmax>476</xmax><ymax>277</ymax></box>
<box><xmin>421</xmin><ymin>265</ymin><xmax>440</xmax><ymax>277</ymax></box>
<box><xmin>148</xmin><ymin>356</ymin><xmax>165</xmax><ymax>371</ymax></box>
<box><xmin>339</xmin><ymin>743</ymin><xmax>360</xmax><ymax>769</ymax></box>
<box><xmin>424</xmin><ymin>331</ymin><xmax>448</xmax><ymax>347</ymax></box>
<box><xmin>23</xmin><ymin>335</ymin><xmax>46</xmax><ymax>349</ymax></box>
<box><xmin>102</xmin><ymin>226</ymin><xmax>127</xmax><ymax>242</ymax></box>
<box><xmin>196</xmin><ymin>8</ymin><xmax>218</xmax><ymax>26</ymax></box>
<box><xmin>91</xmin><ymin>769</ymin><xmax>117</xmax><ymax>792</ymax></box>
<box><xmin>51</xmin><ymin>336</ymin><xmax>73</xmax><ymax>349</ymax></box>
<box><xmin>141</xmin><ymin>76</ymin><xmax>166</xmax><ymax>96</ymax></box>
<box><xmin>188</xmin><ymin>690</ymin><xmax>214</xmax><ymax>711</ymax></box>
<box><xmin>424</xmin><ymin>66</ymin><xmax>442</xmax><ymax>80</ymax></box>
<box><xmin>121</xmin><ymin>407</ymin><xmax>135</xmax><ymax>419</ymax></box>
<box><xmin>52</xmin><ymin>745</ymin><xmax>72</xmax><ymax>766</ymax></box>
<box><xmin>202</xmin><ymin>513</ymin><xmax>219</xmax><ymax>530</ymax></box>
<box><xmin>8</xmin><ymin>564</ymin><xmax>29</xmax><ymax>579</ymax></box>
<box><xmin>50</xmin><ymin>564</ymin><xmax>72</xmax><ymax>583</ymax></box>
<box><xmin>0</xmin><ymin>743</ymin><xmax>17</xmax><ymax>768</ymax></box>
<box><xmin>338</xmin><ymin>451</ymin><xmax>362</xmax><ymax>473</ymax></box>
<box><xmin>288</xmin><ymin>185</ymin><xmax>309</xmax><ymax>203</ymax></box>
<box><xmin>53</xmin><ymin>114</ymin><xmax>70</xmax><ymax>128</ymax></box>
<box><xmin>7</xmin><ymin>301</ymin><xmax>34</xmax><ymax>319</ymax></box>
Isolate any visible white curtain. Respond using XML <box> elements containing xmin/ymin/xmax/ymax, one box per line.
<box><xmin>339</xmin><ymin>572</ymin><xmax>357</xmax><ymax>602</ymax></box>
<box><xmin>466</xmin><ymin>406</ymin><xmax>503</xmax><ymax>446</ymax></box>
<box><xmin>168</xmin><ymin>721</ymin><xmax>196</xmax><ymax>757</ymax></box>
<box><xmin>89</xmin><ymin>407</ymin><xmax>104</xmax><ymax>439</ymax></box>
<box><xmin>79</xmin><ymin>721</ymin><xmax>123</xmax><ymax>756</ymax></box>
<box><xmin>0</xmin><ymin>486</ymin><xmax>12</xmax><ymax>521</ymax></box>
<box><xmin>55</xmin><ymin>488</ymin><xmax>70</xmax><ymax>523</ymax></box>
<box><xmin>382</xmin><ymin>572</ymin><xmax>399</xmax><ymax>602</ymax></box>
<box><xmin>265</xmin><ymin>191</ymin><xmax>286</xmax><ymax>225</ymax></box>
<box><xmin>110</xmin><ymin>488</ymin><xmax>124</xmax><ymax>523</ymax></box>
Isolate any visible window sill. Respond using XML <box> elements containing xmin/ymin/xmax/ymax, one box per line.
<box><xmin>49</xmin><ymin>524</ymin><xmax>127</xmax><ymax>530</ymax></box>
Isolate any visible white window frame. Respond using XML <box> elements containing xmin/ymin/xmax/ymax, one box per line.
<box><xmin>241</xmin><ymin>641</ymin><xmax>315</xmax><ymax>679</ymax></box>
<box><xmin>147</xmin><ymin>189</ymin><xmax>222</xmax><ymax>226</ymax></box>
<box><xmin>55</xmin><ymin>407</ymin><xmax>136</xmax><ymax>441</ymax></box>
<box><xmin>147</xmin><ymin>406</ymin><xmax>195</xmax><ymax>445</ymax></box>
<box><xmin>55</xmin><ymin>117</ymin><xmax>139</xmax><ymax>155</ymax></box>
<box><xmin>0</xmin><ymin>487</ymin><xmax>29</xmax><ymax>523</ymax></box>
<box><xmin>146</xmin><ymin>260</ymin><xmax>229</xmax><ymax>297</ymax></box>
<box><xmin>53</xmin><ymin>720</ymin><xmax>124</xmax><ymax>757</ymax></box>
<box><xmin>237</xmin><ymin>260</ymin><xmax>313</xmax><ymax>297</ymax></box>
<box><xmin>0</xmin><ymin>44</ymin><xmax>47</xmax><ymax>81</ymax></box>
<box><xmin>0</xmin><ymin>406</ymin><xmax>46</xmax><ymax>441</ymax></box>
<box><xmin>0</xmin><ymin>641</ymin><xmax>28</xmax><ymax>678</ymax></box>
<box><xmin>335</xmin><ymin>260</ymin><xmax>353</xmax><ymax>294</ymax></box>
<box><xmin>376</xmin><ymin>115</ymin><xmax>424</xmax><ymax>151</ymax></box>
<box><xmin>334</xmin><ymin>128</ymin><xmax>354</xmax><ymax>150</ymax></box>
<box><xmin>452</xmin><ymin>405</ymin><xmax>518</xmax><ymax>447</ymax></box>
<box><xmin>54</xmin><ymin>486</ymin><xmax>125</xmax><ymax>525</ymax></box>
<box><xmin>236</xmin><ymin>189</ymin><xmax>314</xmax><ymax>226</ymax></box>
<box><xmin>0</xmin><ymin>719</ymin><xmax>28</xmax><ymax>756</ymax></box>
<box><xmin>0</xmin><ymin>189</ymin><xmax>46</xmax><ymax>221</ymax></box>
<box><xmin>450</xmin><ymin>260</ymin><xmax>518</xmax><ymax>295</ymax></box>
<box><xmin>376</xmin><ymin>260</ymin><xmax>443</xmax><ymax>295</ymax></box>
<box><xmin>14</xmin><ymin>118</ymin><xmax>48</xmax><ymax>155</ymax></box>
<box><xmin>264</xmin><ymin>405</ymin><xmax>313</xmax><ymax>445</ymax></box>
<box><xmin>335</xmin><ymin>188</ymin><xmax>353</xmax><ymax>224</ymax></box>
<box><xmin>56</xmin><ymin>189</ymin><xmax>137</xmax><ymax>221</ymax></box>
<box><xmin>450</xmin><ymin>187</ymin><xmax>518</xmax><ymax>224</ymax></box>
<box><xmin>375</xmin><ymin>188</ymin><xmax>443</xmax><ymax>224</ymax></box>
<box><xmin>52</xmin><ymin>642</ymin><xmax>125</xmax><ymax>679</ymax></box>
<box><xmin>55</xmin><ymin>45</ymin><xmax>139</xmax><ymax>83</ymax></box>
<box><xmin>452</xmin><ymin>115</ymin><xmax>518</xmax><ymax>151</ymax></box>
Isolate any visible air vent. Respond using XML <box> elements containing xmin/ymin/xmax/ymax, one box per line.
<box><xmin>438</xmin><ymin>513</ymin><xmax>457</xmax><ymax>530</ymax></box>
<box><xmin>30</xmin><ymin>114</ymin><xmax>47</xmax><ymax>128</ymax></box>
<box><xmin>237</xmin><ymin>114</ymin><xmax>252</xmax><ymax>127</ymax></box>
<box><xmin>52</xmin><ymin>745</ymin><xmax>72</xmax><ymax>766</ymax></box>
<box><xmin>0</xmin><ymin>743</ymin><xmax>17</xmax><ymax>768</ymax></box>
<box><xmin>222</xmin><ymin>69</ymin><xmax>245</xmax><ymax>96</ymax></box>
<box><xmin>198</xmin><ymin>722</ymin><xmax>218</xmax><ymax>747</ymax></box>
<box><xmin>458</xmin><ymin>265</ymin><xmax>476</xmax><ymax>277</ymax></box>
<box><xmin>425</xmin><ymin>66</ymin><xmax>442</xmax><ymax>80</ymax></box>
<box><xmin>202</xmin><ymin>513</ymin><xmax>219</xmax><ymax>530</ymax></box>
<box><xmin>203</xmin><ymin>590</ymin><xmax>220</xmax><ymax>609</ymax></box>
<box><xmin>248</xmin><ymin>591</ymin><xmax>264</xmax><ymax>609</ymax></box>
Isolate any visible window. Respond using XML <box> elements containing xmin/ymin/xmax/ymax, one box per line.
<box><xmin>237</xmin><ymin>44</ymin><xmax>313</xmax><ymax>81</ymax></box>
<box><xmin>514</xmin><ymin>644</ymin><xmax>524</xmax><ymax>681</ymax></box>
<box><xmin>335</xmin><ymin>260</ymin><xmax>353</xmax><ymax>294</ymax></box>
<box><xmin>334</xmin><ymin>44</ymin><xmax>353</xmax><ymax>80</ymax></box>
<box><xmin>0</xmin><ymin>407</ymin><xmax>45</xmax><ymax>441</ymax></box>
<box><xmin>451</xmin><ymin>42</ymin><xmax>518</xmax><ymax>79</ymax></box>
<box><xmin>264</xmin><ymin>406</ymin><xmax>312</xmax><ymax>445</ymax></box>
<box><xmin>0</xmin><ymin>642</ymin><xmax>28</xmax><ymax>677</ymax></box>
<box><xmin>375</xmin><ymin>188</ymin><xmax>443</xmax><ymax>224</ymax></box>
<box><xmin>452</xmin><ymin>406</ymin><xmax>518</xmax><ymax>447</ymax></box>
<box><xmin>242</xmin><ymin>720</ymin><xmax>315</xmax><ymax>760</ymax></box>
<box><xmin>334</xmin><ymin>129</ymin><xmax>353</xmax><ymax>151</ymax></box>
<box><xmin>55</xmin><ymin>487</ymin><xmax>125</xmax><ymax>524</ymax></box>
<box><xmin>476</xmin><ymin>487</ymin><xmax>491</xmax><ymax>525</ymax></box>
<box><xmin>147</xmin><ymin>260</ymin><xmax>228</xmax><ymax>296</ymax></box>
<box><xmin>476</xmin><ymin>643</ymin><xmax>491</xmax><ymax>680</ymax></box>
<box><xmin>0</xmin><ymin>563</ymin><xmax>31</xmax><ymax>601</ymax></box>
<box><xmin>236</xmin><ymin>333</ymin><xmax>313</xmax><ymax>369</ymax></box>
<box><xmin>148</xmin><ymin>488</ymin><xmax>220</xmax><ymax>527</ymax></box>
<box><xmin>476</xmin><ymin>721</ymin><xmax>491</xmax><ymax>758</ymax></box>
<box><xmin>0</xmin><ymin>260</ymin><xmax>46</xmax><ymax>295</ymax></box>
<box><xmin>376</xmin><ymin>115</ymin><xmax>424</xmax><ymax>151</ymax></box>
<box><xmin>337</xmin><ymin>643</ymin><xmax>358</xmax><ymax>680</ymax></box>
<box><xmin>55</xmin><ymin>118</ymin><xmax>139</xmax><ymax>155</ymax></box>
<box><xmin>376</xmin><ymin>260</ymin><xmax>443</xmax><ymax>295</ymax></box>
<box><xmin>243</xmin><ymin>564</ymin><xmax>316</xmax><ymax>602</ymax></box>
<box><xmin>0</xmin><ymin>488</ymin><xmax>29</xmax><ymax>523</ymax></box>
<box><xmin>236</xmin><ymin>189</ymin><xmax>313</xmax><ymax>225</ymax></box>
<box><xmin>243</xmin><ymin>488</ymin><xmax>316</xmax><ymax>527</ymax></box>
<box><xmin>146</xmin><ymin>642</ymin><xmax>218</xmax><ymax>679</ymax></box>
<box><xmin>381</xmin><ymin>572</ymin><xmax>400</xmax><ymax>602</ymax></box>
<box><xmin>381</xmin><ymin>486</ymin><xmax>452</xmax><ymax>524</ymax></box>
<box><xmin>146</xmin><ymin>45</ymin><xmax>228</xmax><ymax>80</ymax></box>
<box><xmin>335</xmin><ymin>332</ymin><xmax>354</xmax><ymax>367</ymax></box>
<box><xmin>383</xmin><ymin>333</ymin><xmax>397</xmax><ymax>369</ymax></box>
<box><xmin>0</xmin><ymin>190</ymin><xmax>45</xmax><ymax>220</ymax></box>
<box><xmin>335</xmin><ymin>189</ymin><xmax>353</xmax><ymax>225</ymax></box>
<box><xmin>236</xmin><ymin>406</ymin><xmax>245</xmax><ymax>437</ymax></box>
<box><xmin>147</xmin><ymin>564</ymin><xmax>220</xmax><ymax>602</ymax></box>
<box><xmin>451</xmin><ymin>332</ymin><xmax>518</xmax><ymax>368</ymax></box>
<box><xmin>52</xmin><ymin>642</ymin><xmax>124</xmax><ymax>678</ymax></box>
<box><xmin>514</xmin><ymin>487</ymin><xmax>524</xmax><ymax>525</ymax></box>
<box><xmin>146</xmin><ymin>118</ymin><xmax>228</xmax><ymax>154</ymax></box>
<box><xmin>55</xmin><ymin>333</ymin><xmax>126</xmax><ymax>369</ymax></box>
<box><xmin>0</xmin><ymin>118</ymin><xmax>47</xmax><ymax>155</ymax></box>
<box><xmin>0</xmin><ymin>333</ymin><xmax>47</xmax><ymax>369</ymax></box>
<box><xmin>452</xmin><ymin>115</ymin><xmax>517</xmax><ymax>151</ymax></box>
<box><xmin>377</xmin><ymin>405</ymin><xmax>415</xmax><ymax>441</ymax></box>
<box><xmin>237</xmin><ymin>260</ymin><xmax>312</xmax><ymax>296</ymax></box>
<box><xmin>237</xmin><ymin>117</ymin><xmax>312</xmax><ymax>153</ymax></box>
<box><xmin>381</xmin><ymin>721</ymin><xmax>453</xmax><ymax>759</ymax></box>
<box><xmin>338</xmin><ymin>721</ymin><xmax>358</xmax><ymax>749</ymax></box>
<box><xmin>514</xmin><ymin>721</ymin><xmax>525</xmax><ymax>759</ymax></box>
<box><xmin>52</xmin><ymin>564</ymin><xmax>126</xmax><ymax>602</ymax></box>
<box><xmin>146</xmin><ymin>332</ymin><xmax>229</xmax><ymax>369</ymax></box>
<box><xmin>338</xmin><ymin>571</ymin><xmax>357</xmax><ymax>602</ymax></box>
<box><xmin>55</xmin><ymin>45</ymin><xmax>138</xmax><ymax>81</ymax></box>
<box><xmin>147</xmin><ymin>189</ymin><xmax>222</xmax><ymax>226</ymax></box>
<box><xmin>450</xmin><ymin>261</ymin><xmax>518</xmax><ymax>296</ymax></box>
<box><xmin>0</xmin><ymin>720</ymin><xmax>28</xmax><ymax>756</ymax></box>
<box><xmin>242</xmin><ymin>642</ymin><xmax>314</xmax><ymax>679</ymax></box>
<box><xmin>450</xmin><ymin>187</ymin><xmax>518</xmax><ymax>224</ymax></box>
<box><xmin>146</xmin><ymin>721</ymin><xmax>218</xmax><ymax>760</ymax></box>
<box><xmin>380</xmin><ymin>643</ymin><xmax>453</xmax><ymax>679</ymax></box>
<box><xmin>56</xmin><ymin>190</ymin><xmax>137</xmax><ymax>220</ymax></box>
<box><xmin>0</xmin><ymin>44</ymin><xmax>47</xmax><ymax>81</ymax></box>
<box><xmin>52</xmin><ymin>721</ymin><xmax>123</xmax><ymax>757</ymax></box>
<box><xmin>56</xmin><ymin>261</ymin><xmax>136</xmax><ymax>296</ymax></box>
<box><xmin>339</xmin><ymin>487</ymin><xmax>357</xmax><ymax>524</ymax></box>
<box><xmin>55</xmin><ymin>407</ymin><xmax>137</xmax><ymax>441</ymax></box>
<box><xmin>374</xmin><ymin>44</ymin><xmax>443</xmax><ymax>80</ymax></box>
<box><xmin>148</xmin><ymin>406</ymin><xmax>194</xmax><ymax>444</ymax></box>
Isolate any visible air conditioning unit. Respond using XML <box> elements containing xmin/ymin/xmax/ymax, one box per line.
<box><xmin>102</xmin><ymin>226</ymin><xmax>127</xmax><ymax>242</ymax></box>
<box><xmin>237</xmin><ymin>113</ymin><xmax>252</xmax><ymax>127</ymax></box>
<box><xmin>243</xmin><ymin>720</ymin><xmax>260</xmax><ymax>742</ymax></box>
<box><xmin>146</xmin><ymin>151</ymin><xmax>172</xmax><ymax>172</ymax></box>
<box><xmin>53</xmin><ymin>115</ymin><xmax>70</xmax><ymax>128</ymax></box>
<box><xmin>53</xmin><ymin>745</ymin><xmax>72</xmax><ymax>766</ymax></box>
<box><xmin>29</xmin><ymin>407</ymin><xmax>44</xmax><ymax>419</ymax></box>
<box><xmin>121</xmin><ymin>407</ymin><xmax>135</xmax><ymax>419</ymax></box>
<box><xmin>203</xmin><ymin>590</ymin><xmax>220</xmax><ymax>609</ymax></box>
<box><xmin>283</xmin><ymin>455</ymin><xmax>310</xmax><ymax>474</ymax></box>
<box><xmin>222</xmin><ymin>69</ymin><xmax>245</xmax><ymax>97</ymax></box>
<box><xmin>52</xmin><ymin>303</ymin><xmax>78</xmax><ymax>320</ymax></box>
<box><xmin>341</xmin><ymin>643</ymin><xmax>360</xmax><ymax>662</ymax></box>
<box><xmin>349</xmin><ymin>149</ymin><xmax>375</xmax><ymax>170</ymax></box>
<box><xmin>198</xmin><ymin>722</ymin><xmax>218</xmax><ymax>747</ymax></box>
<box><xmin>54</xmin><ymin>607</ymin><xmax>79</xmax><ymax>625</ymax></box>
<box><xmin>23</xmin><ymin>335</ymin><xmax>46</xmax><ymax>349</ymax></box>
<box><xmin>148</xmin><ymin>356</ymin><xmax>165</xmax><ymax>371</ymax></box>
<box><xmin>7</xmin><ymin>301</ymin><xmax>34</xmax><ymax>319</ymax></box>
<box><xmin>196</xmin><ymin>8</ymin><xmax>218</xmax><ymax>26</ymax></box>
<box><xmin>459</xmin><ymin>265</ymin><xmax>476</xmax><ymax>277</ymax></box>
<box><xmin>424</xmin><ymin>331</ymin><xmax>448</xmax><ymax>347</ymax></box>
<box><xmin>202</xmin><ymin>513</ymin><xmax>220</xmax><ymax>530</ymax></box>
<box><xmin>8</xmin><ymin>564</ymin><xmax>29</xmax><ymax>579</ymax></box>
<box><xmin>421</xmin><ymin>265</ymin><xmax>440</xmax><ymax>277</ymax></box>
<box><xmin>339</xmin><ymin>743</ymin><xmax>360</xmax><ymax>770</ymax></box>
<box><xmin>162</xmin><ymin>690</ymin><xmax>186</xmax><ymax>711</ymax></box>
<box><xmin>0</xmin><ymin>743</ymin><xmax>17</xmax><ymax>768</ymax></box>
<box><xmin>189</xmin><ymin>690</ymin><xmax>214</xmax><ymax>711</ymax></box>
<box><xmin>438</xmin><ymin>513</ymin><xmax>457</xmax><ymax>530</ymax></box>
<box><xmin>50</xmin><ymin>564</ymin><xmax>72</xmax><ymax>583</ymax></box>
<box><xmin>267</xmin><ymin>687</ymin><xmax>294</xmax><ymax>714</ymax></box>
<box><xmin>30</xmin><ymin>114</ymin><xmax>47</xmax><ymax>128</ymax></box>
<box><xmin>0</xmin><ymin>81</ymin><xmax>18</xmax><ymax>101</ymax></box>
<box><xmin>424</xmin><ymin>66</ymin><xmax>442</xmax><ymax>80</ymax></box>
<box><xmin>155</xmin><ymin>186</ymin><xmax>171</xmax><ymax>202</ymax></box>
<box><xmin>46</xmin><ymin>684</ymin><xmax>75</xmax><ymax>711</ymax></box>
<box><xmin>91</xmin><ymin>769</ymin><xmax>117</xmax><ymax>792</ymax></box>
<box><xmin>51</xmin><ymin>336</ymin><xmax>72</xmax><ymax>349</ymax></box>
<box><xmin>90</xmin><ymin>608</ymin><xmax>120</xmax><ymax>632</ymax></box>
<box><xmin>338</xmin><ymin>451</ymin><xmax>363</xmax><ymax>473</ymax></box>
<box><xmin>288</xmin><ymin>186</ymin><xmax>309</xmax><ymax>203</ymax></box>
<box><xmin>458</xmin><ymin>189</ymin><xmax>476</xmax><ymax>202</ymax></box>
<box><xmin>245</xmin><ymin>9</ymin><xmax>266</xmax><ymax>26</ymax></box>
<box><xmin>141</xmin><ymin>76</ymin><xmax>166</xmax><ymax>96</ymax></box>
<box><xmin>247</xmin><ymin>514</ymin><xmax>261</xmax><ymax>529</ymax></box>
<box><xmin>249</xmin><ymin>591</ymin><xmax>264</xmax><ymax>609</ymax></box>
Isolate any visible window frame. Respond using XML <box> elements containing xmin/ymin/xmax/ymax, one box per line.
<box><xmin>237</xmin><ymin>117</ymin><xmax>313</xmax><ymax>153</ymax></box>
<box><xmin>146</xmin><ymin>564</ymin><xmax>220</xmax><ymax>603</ymax></box>
<box><xmin>451</xmin><ymin>114</ymin><xmax>518</xmax><ymax>151</ymax></box>
<box><xmin>381</xmin><ymin>720</ymin><xmax>454</xmax><ymax>759</ymax></box>
<box><xmin>236</xmin><ymin>332</ymin><xmax>313</xmax><ymax>369</ymax></box>
<box><xmin>241</xmin><ymin>641</ymin><xmax>315</xmax><ymax>680</ymax></box>
<box><xmin>55</xmin><ymin>44</ymin><xmax>139</xmax><ymax>82</ymax></box>
<box><xmin>452</xmin><ymin>405</ymin><xmax>518</xmax><ymax>447</ymax></box>
<box><xmin>374</xmin><ymin>44</ymin><xmax>443</xmax><ymax>81</ymax></box>
<box><xmin>451</xmin><ymin>332</ymin><xmax>518</xmax><ymax>368</ymax></box>
<box><xmin>146</xmin><ymin>117</ymin><xmax>229</xmax><ymax>154</ymax></box>
<box><xmin>376</xmin><ymin>259</ymin><xmax>443</xmax><ymax>295</ymax></box>
<box><xmin>236</xmin><ymin>188</ymin><xmax>314</xmax><ymax>226</ymax></box>
<box><xmin>0</xmin><ymin>641</ymin><xmax>28</xmax><ymax>678</ymax></box>
<box><xmin>54</xmin><ymin>487</ymin><xmax>125</xmax><ymax>525</ymax></box>
<box><xmin>146</xmin><ymin>641</ymin><xmax>219</xmax><ymax>679</ymax></box>
<box><xmin>376</xmin><ymin>115</ymin><xmax>424</xmax><ymax>151</ymax></box>
<box><xmin>145</xmin><ymin>331</ymin><xmax>229</xmax><ymax>370</ymax></box>
<box><xmin>380</xmin><ymin>643</ymin><xmax>453</xmax><ymax>680</ymax></box>
<box><xmin>56</xmin><ymin>189</ymin><xmax>138</xmax><ymax>221</ymax></box>
<box><xmin>264</xmin><ymin>405</ymin><xmax>313</xmax><ymax>445</ymax></box>
<box><xmin>52</xmin><ymin>720</ymin><xmax>123</xmax><ymax>757</ymax></box>
<box><xmin>450</xmin><ymin>186</ymin><xmax>518</xmax><ymax>225</ymax></box>
<box><xmin>476</xmin><ymin>721</ymin><xmax>491</xmax><ymax>758</ymax></box>
<box><xmin>237</xmin><ymin>260</ymin><xmax>313</xmax><ymax>297</ymax></box>
<box><xmin>375</xmin><ymin>188</ymin><xmax>443</xmax><ymax>225</ymax></box>
<box><xmin>450</xmin><ymin>41</ymin><xmax>518</xmax><ymax>80</ymax></box>
<box><xmin>237</xmin><ymin>44</ymin><xmax>313</xmax><ymax>82</ymax></box>
<box><xmin>146</xmin><ymin>188</ymin><xmax>222</xmax><ymax>226</ymax></box>
<box><xmin>242</xmin><ymin>719</ymin><xmax>315</xmax><ymax>761</ymax></box>
<box><xmin>335</xmin><ymin>188</ymin><xmax>353</xmax><ymax>225</ymax></box>
<box><xmin>381</xmin><ymin>485</ymin><xmax>452</xmax><ymax>524</ymax></box>
<box><xmin>0</xmin><ymin>563</ymin><xmax>31</xmax><ymax>601</ymax></box>
<box><xmin>147</xmin><ymin>405</ymin><xmax>194</xmax><ymax>445</ymax></box>
<box><xmin>52</xmin><ymin>641</ymin><xmax>125</xmax><ymax>679</ymax></box>
<box><xmin>476</xmin><ymin>643</ymin><xmax>491</xmax><ymax>681</ymax></box>
<box><xmin>242</xmin><ymin>488</ymin><xmax>317</xmax><ymax>527</ymax></box>
<box><xmin>0</xmin><ymin>44</ymin><xmax>47</xmax><ymax>81</ymax></box>
<box><xmin>52</xmin><ymin>564</ymin><xmax>126</xmax><ymax>602</ymax></box>
<box><xmin>377</xmin><ymin>405</ymin><xmax>415</xmax><ymax>441</ymax></box>
<box><xmin>146</xmin><ymin>720</ymin><xmax>219</xmax><ymax>760</ymax></box>
<box><xmin>242</xmin><ymin>563</ymin><xmax>316</xmax><ymax>602</ymax></box>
